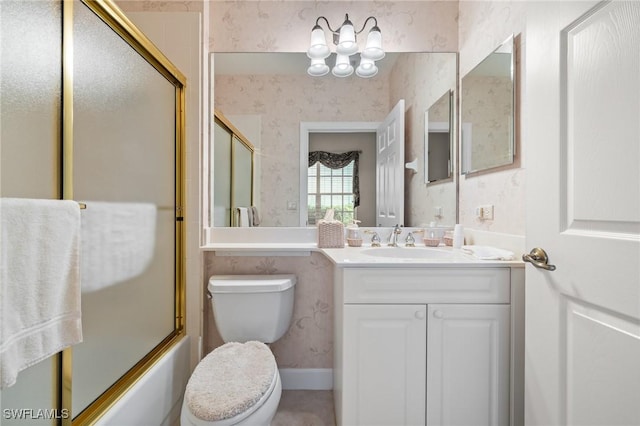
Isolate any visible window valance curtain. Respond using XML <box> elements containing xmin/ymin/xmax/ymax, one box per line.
<box><xmin>308</xmin><ymin>150</ymin><xmax>360</xmax><ymax>207</ymax></box>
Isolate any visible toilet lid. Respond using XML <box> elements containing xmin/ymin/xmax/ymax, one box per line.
<box><xmin>184</xmin><ymin>341</ymin><xmax>276</xmax><ymax>423</ymax></box>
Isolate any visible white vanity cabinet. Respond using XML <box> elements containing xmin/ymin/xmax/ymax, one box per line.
<box><xmin>333</xmin><ymin>267</ymin><xmax>524</xmax><ymax>426</ymax></box>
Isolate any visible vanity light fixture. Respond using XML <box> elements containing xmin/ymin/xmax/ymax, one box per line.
<box><xmin>307</xmin><ymin>14</ymin><xmax>384</xmax><ymax>78</ymax></box>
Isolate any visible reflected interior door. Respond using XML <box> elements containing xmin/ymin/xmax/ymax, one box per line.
<box><xmin>376</xmin><ymin>99</ymin><xmax>405</xmax><ymax>227</ymax></box>
<box><xmin>525</xmin><ymin>1</ymin><xmax>640</xmax><ymax>425</ymax></box>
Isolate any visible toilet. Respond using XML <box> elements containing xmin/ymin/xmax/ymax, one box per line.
<box><xmin>180</xmin><ymin>274</ymin><xmax>297</xmax><ymax>426</ymax></box>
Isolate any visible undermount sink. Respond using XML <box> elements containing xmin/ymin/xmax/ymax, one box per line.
<box><xmin>360</xmin><ymin>246</ymin><xmax>455</xmax><ymax>259</ymax></box>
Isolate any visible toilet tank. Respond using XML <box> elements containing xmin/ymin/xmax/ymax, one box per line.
<box><xmin>208</xmin><ymin>275</ymin><xmax>296</xmax><ymax>343</ymax></box>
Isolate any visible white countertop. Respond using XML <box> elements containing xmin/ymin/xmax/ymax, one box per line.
<box><xmin>321</xmin><ymin>245</ymin><xmax>524</xmax><ymax>268</ymax></box>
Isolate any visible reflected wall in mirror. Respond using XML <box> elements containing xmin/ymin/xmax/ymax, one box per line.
<box><xmin>213</xmin><ymin>52</ymin><xmax>457</xmax><ymax>227</ymax></box>
<box><xmin>425</xmin><ymin>90</ymin><xmax>453</xmax><ymax>184</ymax></box>
<box><xmin>461</xmin><ymin>35</ymin><xmax>515</xmax><ymax>174</ymax></box>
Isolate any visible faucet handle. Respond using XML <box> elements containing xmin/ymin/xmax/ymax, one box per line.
<box><xmin>364</xmin><ymin>230</ymin><xmax>381</xmax><ymax>247</ymax></box>
<box><xmin>405</xmin><ymin>232</ymin><xmax>416</xmax><ymax>247</ymax></box>
<box><xmin>404</xmin><ymin>229</ymin><xmax>424</xmax><ymax>247</ymax></box>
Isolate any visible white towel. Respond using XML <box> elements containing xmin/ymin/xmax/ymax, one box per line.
<box><xmin>250</xmin><ymin>206</ymin><xmax>261</xmax><ymax>226</ymax></box>
<box><xmin>79</xmin><ymin>201</ymin><xmax>156</xmax><ymax>293</ymax></box>
<box><xmin>236</xmin><ymin>207</ymin><xmax>250</xmax><ymax>227</ymax></box>
<box><xmin>246</xmin><ymin>207</ymin><xmax>254</xmax><ymax>226</ymax></box>
<box><xmin>462</xmin><ymin>245</ymin><xmax>516</xmax><ymax>261</ymax></box>
<box><xmin>0</xmin><ymin>198</ymin><xmax>83</xmax><ymax>388</ymax></box>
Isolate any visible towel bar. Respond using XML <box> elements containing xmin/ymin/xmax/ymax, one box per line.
<box><xmin>76</xmin><ymin>203</ymin><xmax>177</xmax><ymax>211</ymax></box>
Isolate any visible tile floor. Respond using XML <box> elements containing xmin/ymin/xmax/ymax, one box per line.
<box><xmin>272</xmin><ymin>390</ymin><xmax>336</xmax><ymax>426</ymax></box>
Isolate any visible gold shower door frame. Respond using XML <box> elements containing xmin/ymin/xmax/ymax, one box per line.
<box><xmin>59</xmin><ymin>1</ymin><xmax>186</xmax><ymax>424</ymax></box>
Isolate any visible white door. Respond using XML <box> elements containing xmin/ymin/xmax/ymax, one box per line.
<box><xmin>376</xmin><ymin>99</ymin><xmax>405</xmax><ymax>226</ymax></box>
<box><xmin>343</xmin><ymin>304</ymin><xmax>426</xmax><ymax>426</ymax></box>
<box><xmin>427</xmin><ymin>304</ymin><xmax>510</xmax><ymax>426</ymax></box>
<box><xmin>525</xmin><ymin>2</ymin><xmax>640</xmax><ymax>425</ymax></box>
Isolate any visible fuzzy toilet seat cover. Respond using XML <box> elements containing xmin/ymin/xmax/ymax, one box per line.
<box><xmin>184</xmin><ymin>341</ymin><xmax>276</xmax><ymax>422</ymax></box>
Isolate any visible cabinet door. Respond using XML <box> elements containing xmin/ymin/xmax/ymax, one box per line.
<box><xmin>344</xmin><ymin>304</ymin><xmax>426</xmax><ymax>426</ymax></box>
<box><xmin>427</xmin><ymin>304</ymin><xmax>510</xmax><ymax>426</ymax></box>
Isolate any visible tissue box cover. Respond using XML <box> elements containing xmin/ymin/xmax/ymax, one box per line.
<box><xmin>318</xmin><ymin>221</ymin><xmax>345</xmax><ymax>248</ymax></box>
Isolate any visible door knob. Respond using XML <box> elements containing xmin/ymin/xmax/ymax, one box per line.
<box><xmin>523</xmin><ymin>247</ymin><xmax>556</xmax><ymax>271</ymax></box>
<box><xmin>433</xmin><ymin>310</ymin><xmax>443</xmax><ymax>319</ymax></box>
<box><xmin>415</xmin><ymin>311</ymin><xmax>425</xmax><ymax>320</ymax></box>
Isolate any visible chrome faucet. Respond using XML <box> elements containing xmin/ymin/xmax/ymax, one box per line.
<box><xmin>387</xmin><ymin>224</ymin><xmax>403</xmax><ymax>247</ymax></box>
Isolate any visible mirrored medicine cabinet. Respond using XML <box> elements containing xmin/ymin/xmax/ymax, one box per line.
<box><xmin>425</xmin><ymin>90</ymin><xmax>453</xmax><ymax>184</ymax></box>
<box><xmin>461</xmin><ymin>35</ymin><xmax>515</xmax><ymax>174</ymax></box>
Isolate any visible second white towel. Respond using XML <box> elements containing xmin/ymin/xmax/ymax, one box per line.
<box><xmin>80</xmin><ymin>201</ymin><xmax>156</xmax><ymax>293</ymax></box>
<box><xmin>462</xmin><ymin>245</ymin><xmax>515</xmax><ymax>261</ymax></box>
<box><xmin>237</xmin><ymin>207</ymin><xmax>250</xmax><ymax>227</ymax></box>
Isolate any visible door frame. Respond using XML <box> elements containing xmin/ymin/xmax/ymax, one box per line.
<box><xmin>299</xmin><ymin>121</ymin><xmax>379</xmax><ymax>226</ymax></box>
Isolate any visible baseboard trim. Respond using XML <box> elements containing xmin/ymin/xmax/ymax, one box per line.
<box><xmin>279</xmin><ymin>368</ymin><xmax>333</xmax><ymax>390</ymax></box>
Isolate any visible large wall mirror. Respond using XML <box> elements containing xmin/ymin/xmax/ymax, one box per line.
<box><xmin>211</xmin><ymin>52</ymin><xmax>457</xmax><ymax>228</ymax></box>
<box><xmin>461</xmin><ymin>35</ymin><xmax>515</xmax><ymax>174</ymax></box>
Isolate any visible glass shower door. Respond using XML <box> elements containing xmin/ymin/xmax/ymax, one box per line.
<box><xmin>70</xmin><ymin>0</ymin><xmax>181</xmax><ymax>419</ymax></box>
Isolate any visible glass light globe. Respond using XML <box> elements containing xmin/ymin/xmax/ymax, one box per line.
<box><xmin>332</xmin><ymin>54</ymin><xmax>354</xmax><ymax>77</ymax></box>
<box><xmin>361</xmin><ymin>26</ymin><xmax>385</xmax><ymax>61</ymax></box>
<box><xmin>307</xmin><ymin>58</ymin><xmax>330</xmax><ymax>76</ymax></box>
<box><xmin>307</xmin><ymin>26</ymin><xmax>330</xmax><ymax>59</ymax></box>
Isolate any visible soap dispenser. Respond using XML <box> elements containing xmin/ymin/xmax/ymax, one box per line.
<box><xmin>346</xmin><ymin>220</ymin><xmax>362</xmax><ymax>247</ymax></box>
<box><xmin>453</xmin><ymin>224</ymin><xmax>464</xmax><ymax>249</ymax></box>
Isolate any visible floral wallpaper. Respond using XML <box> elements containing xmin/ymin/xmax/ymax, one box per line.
<box><xmin>117</xmin><ymin>0</ymin><xmax>202</xmax><ymax>13</ymax></box>
<box><xmin>204</xmin><ymin>252</ymin><xmax>334</xmax><ymax>368</ymax></box>
<box><xmin>209</xmin><ymin>1</ymin><xmax>458</xmax><ymax>53</ymax></box>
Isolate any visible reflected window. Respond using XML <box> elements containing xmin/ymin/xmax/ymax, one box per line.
<box><xmin>307</xmin><ymin>161</ymin><xmax>355</xmax><ymax>225</ymax></box>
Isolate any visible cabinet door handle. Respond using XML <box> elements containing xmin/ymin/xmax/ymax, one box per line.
<box><xmin>433</xmin><ymin>310</ymin><xmax>444</xmax><ymax>319</ymax></box>
<box><xmin>415</xmin><ymin>310</ymin><xmax>425</xmax><ymax>320</ymax></box>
